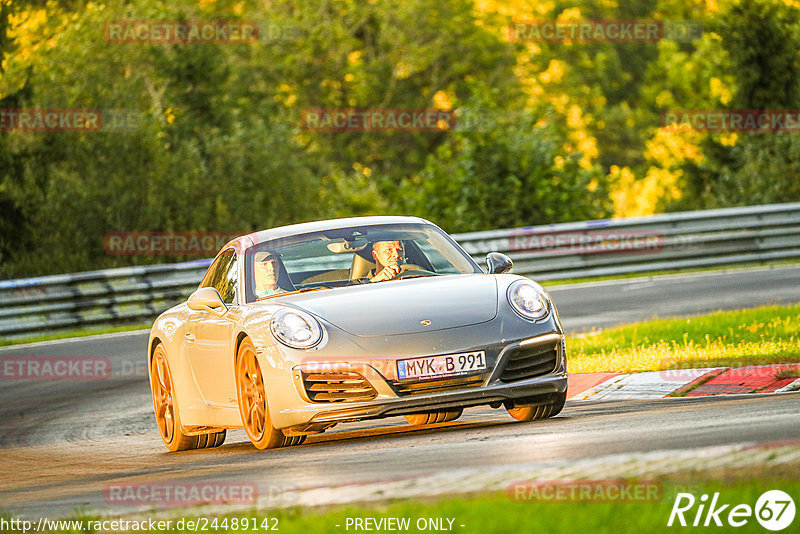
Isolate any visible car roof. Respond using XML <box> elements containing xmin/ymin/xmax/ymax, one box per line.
<box><xmin>235</xmin><ymin>216</ymin><xmax>435</xmax><ymax>249</ymax></box>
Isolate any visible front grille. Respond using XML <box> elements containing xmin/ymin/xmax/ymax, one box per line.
<box><xmin>499</xmin><ymin>342</ymin><xmax>559</xmax><ymax>382</ymax></box>
<box><xmin>301</xmin><ymin>371</ymin><xmax>378</xmax><ymax>402</ymax></box>
<box><xmin>391</xmin><ymin>374</ymin><xmax>484</xmax><ymax>396</ymax></box>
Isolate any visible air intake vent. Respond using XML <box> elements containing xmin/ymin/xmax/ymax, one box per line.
<box><xmin>391</xmin><ymin>374</ymin><xmax>484</xmax><ymax>396</ymax></box>
<box><xmin>301</xmin><ymin>371</ymin><xmax>378</xmax><ymax>403</ymax></box>
<box><xmin>500</xmin><ymin>343</ymin><xmax>558</xmax><ymax>382</ymax></box>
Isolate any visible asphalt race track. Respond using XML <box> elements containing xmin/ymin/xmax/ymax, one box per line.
<box><xmin>1</xmin><ymin>266</ymin><xmax>799</xmax><ymax>520</ymax></box>
<box><xmin>547</xmin><ymin>264</ymin><xmax>800</xmax><ymax>331</ymax></box>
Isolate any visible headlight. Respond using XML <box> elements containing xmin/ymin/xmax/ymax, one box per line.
<box><xmin>270</xmin><ymin>308</ymin><xmax>323</xmax><ymax>349</ymax></box>
<box><xmin>507</xmin><ymin>280</ymin><xmax>550</xmax><ymax>321</ymax></box>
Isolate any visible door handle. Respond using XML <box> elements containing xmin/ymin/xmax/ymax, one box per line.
<box><xmin>184</xmin><ymin>332</ymin><xmax>196</xmax><ymax>342</ymax></box>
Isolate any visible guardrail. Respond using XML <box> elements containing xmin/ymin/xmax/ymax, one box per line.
<box><xmin>0</xmin><ymin>261</ymin><xmax>212</xmax><ymax>340</ymax></box>
<box><xmin>3</xmin><ymin>202</ymin><xmax>800</xmax><ymax>339</ymax></box>
<box><xmin>456</xmin><ymin>202</ymin><xmax>800</xmax><ymax>280</ymax></box>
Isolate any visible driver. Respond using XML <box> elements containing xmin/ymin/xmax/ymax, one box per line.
<box><xmin>370</xmin><ymin>240</ymin><xmax>404</xmax><ymax>282</ymax></box>
<box><xmin>254</xmin><ymin>252</ymin><xmax>287</xmax><ymax>298</ymax></box>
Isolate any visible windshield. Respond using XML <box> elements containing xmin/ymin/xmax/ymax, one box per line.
<box><xmin>243</xmin><ymin>223</ymin><xmax>480</xmax><ymax>303</ymax></box>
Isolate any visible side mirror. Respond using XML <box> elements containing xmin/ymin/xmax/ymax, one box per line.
<box><xmin>187</xmin><ymin>287</ymin><xmax>228</xmax><ymax>315</ymax></box>
<box><xmin>486</xmin><ymin>252</ymin><xmax>513</xmax><ymax>274</ymax></box>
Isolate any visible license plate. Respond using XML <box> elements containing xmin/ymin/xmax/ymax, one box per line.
<box><xmin>397</xmin><ymin>351</ymin><xmax>486</xmax><ymax>380</ymax></box>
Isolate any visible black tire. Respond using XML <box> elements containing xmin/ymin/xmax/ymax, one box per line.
<box><xmin>280</xmin><ymin>434</ymin><xmax>307</xmax><ymax>447</ymax></box>
<box><xmin>505</xmin><ymin>392</ymin><xmax>566</xmax><ymax>422</ymax></box>
<box><xmin>404</xmin><ymin>408</ymin><xmax>463</xmax><ymax>426</ymax></box>
<box><xmin>195</xmin><ymin>430</ymin><xmax>227</xmax><ymax>449</ymax></box>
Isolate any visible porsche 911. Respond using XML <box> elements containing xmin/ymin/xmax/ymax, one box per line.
<box><xmin>147</xmin><ymin>216</ymin><xmax>567</xmax><ymax>451</ymax></box>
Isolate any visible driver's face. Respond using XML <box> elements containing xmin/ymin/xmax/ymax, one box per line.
<box><xmin>373</xmin><ymin>241</ymin><xmax>402</xmax><ymax>268</ymax></box>
<box><xmin>255</xmin><ymin>258</ymin><xmax>278</xmax><ymax>289</ymax></box>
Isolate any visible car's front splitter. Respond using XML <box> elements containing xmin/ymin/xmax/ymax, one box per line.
<box><xmin>281</xmin><ymin>372</ymin><xmax>567</xmax><ymax>428</ymax></box>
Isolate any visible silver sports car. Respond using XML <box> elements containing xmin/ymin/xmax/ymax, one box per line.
<box><xmin>147</xmin><ymin>216</ymin><xmax>567</xmax><ymax>451</ymax></box>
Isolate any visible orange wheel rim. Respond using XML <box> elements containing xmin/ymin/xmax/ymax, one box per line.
<box><xmin>238</xmin><ymin>345</ymin><xmax>267</xmax><ymax>440</ymax></box>
<box><xmin>151</xmin><ymin>349</ymin><xmax>175</xmax><ymax>443</ymax></box>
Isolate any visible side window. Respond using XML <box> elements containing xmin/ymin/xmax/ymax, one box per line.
<box><xmin>200</xmin><ymin>249</ymin><xmax>237</xmax><ymax>305</ymax></box>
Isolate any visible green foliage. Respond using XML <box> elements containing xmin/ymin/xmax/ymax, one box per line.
<box><xmin>0</xmin><ymin>0</ymin><xmax>607</xmax><ymax>277</ymax></box>
<box><xmin>401</xmin><ymin>96</ymin><xmax>610</xmax><ymax>232</ymax></box>
<box><xmin>720</xmin><ymin>0</ymin><xmax>800</xmax><ymax>110</ymax></box>
<box><xmin>3</xmin><ymin>0</ymin><xmax>800</xmax><ymax>278</ymax></box>
<box><xmin>655</xmin><ymin>0</ymin><xmax>800</xmax><ymax>211</ymax></box>
<box><xmin>0</xmin><ymin>0</ymin><xmax>327</xmax><ymax>275</ymax></box>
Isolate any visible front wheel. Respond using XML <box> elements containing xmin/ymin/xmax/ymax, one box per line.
<box><xmin>150</xmin><ymin>343</ymin><xmax>226</xmax><ymax>451</ymax></box>
<box><xmin>505</xmin><ymin>393</ymin><xmax>566</xmax><ymax>422</ymax></box>
<box><xmin>235</xmin><ymin>338</ymin><xmax>305</xmax><ymax>449</ymax></box>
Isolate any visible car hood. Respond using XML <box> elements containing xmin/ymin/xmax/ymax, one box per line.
<box><xmin>282</xmin><ymin>274</ymin><xmax>499</xmax><ymax>336</ymax></box>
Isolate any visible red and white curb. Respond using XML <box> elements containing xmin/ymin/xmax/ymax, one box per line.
<box><xmin>567</xmin><ymin>364</ymin><xmax>800</xmax><ymax>400</ymax></box>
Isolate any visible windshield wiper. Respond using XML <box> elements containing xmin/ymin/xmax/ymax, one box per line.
<box><xmin>294</xmin><ymin>286</ymin><xmax>329</xmax><ymax>293</ymax></box>
<box><xmin>256</xmin><ymin>286</ymin><xmax>327</xmax><ymax>301</ymax></box>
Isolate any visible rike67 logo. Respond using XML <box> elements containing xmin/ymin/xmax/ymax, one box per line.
<box><xmin>668</xmin><ymin>490</ymin><xmax>795</xmax><ymax>531</ymax></box>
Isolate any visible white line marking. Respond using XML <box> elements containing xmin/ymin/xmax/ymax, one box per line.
<box><xmin>0</xmin><ymin>329</ymin><xmax>150</xmax><ymax>351</ymax></box>
<box><xmin>578</xmin><ymin>369</ymin><xmax>724</xmax><ymax>400</ymax></box>
<box><xmin>546</xmin><ymin>264</ymin><xmax>800</xmax><ymax>292</ymax></box>
<box><xmin>775</xmin><ymin>378</ymin><xmax>800</xmax><ymax>393</ymax></box>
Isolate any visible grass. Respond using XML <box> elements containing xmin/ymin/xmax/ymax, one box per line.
<box><xmin>776</xmin><ymin>368</ymin><xmax>800</xmax><ymax>379</ymax></box>
<box><xmin>0</xmin><ymin>323</ymin><xmax>151</xmax><ymax>347</ymax></box>
<box><xmin>215</xmin><ymin>475</ymin><xmax>800</xmax><ymax>534</ymax></box>
<box><xmin>9</xmin><ymin>464</ymin><xmax>799</xmax><ymax>533</ymax></box>
<box><xmin>566</xmin><ymin>303</ymin><xmax>800</xmax><ymax>373</ymax></box>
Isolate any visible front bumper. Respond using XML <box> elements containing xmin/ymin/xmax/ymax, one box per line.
<box><xmin>266</xmin><ymin>330</ymin><xmax>567</xmax><ymax>430</ymax></box>
<box><xmin>302</xmin><ymin>373</ymin><xmax>566</xmax><ymax>425</ymax></box>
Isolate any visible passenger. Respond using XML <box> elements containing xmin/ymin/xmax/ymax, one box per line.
<box><xmin>370</xmin><ymin>240</ymin><xmax>404</xmax><ymax>282</ymax></box>
<box><xmin>254</xmin><ymin>252</ymin><xmax>288</xmax><ymax>298</ymax></box>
